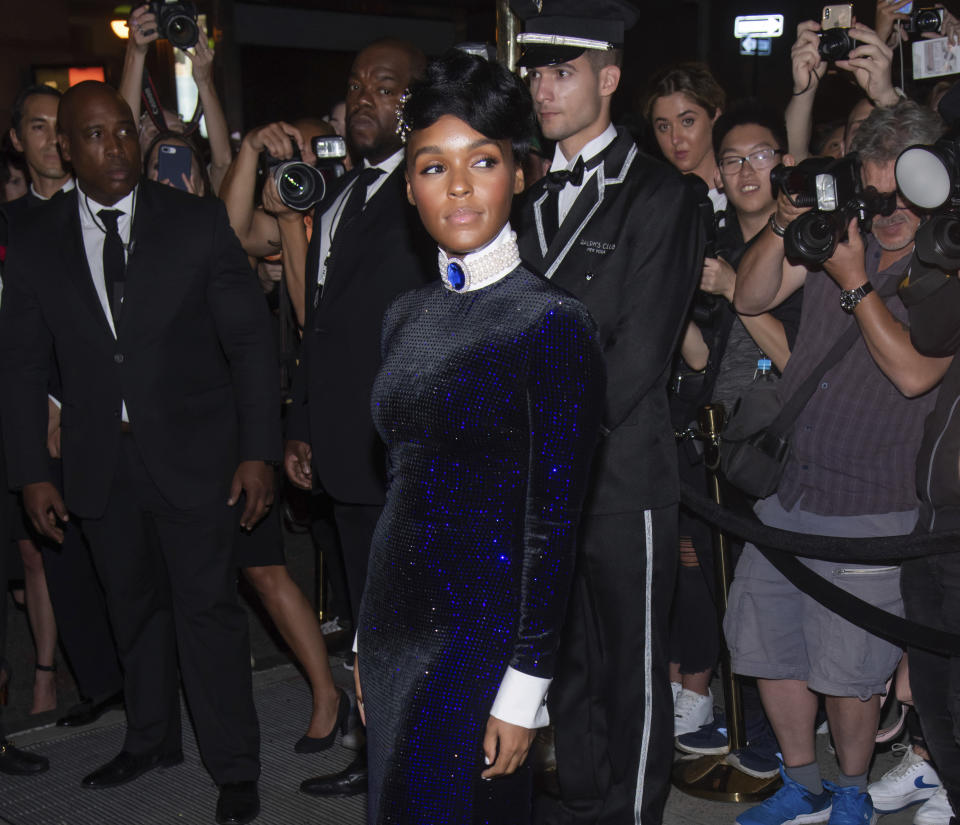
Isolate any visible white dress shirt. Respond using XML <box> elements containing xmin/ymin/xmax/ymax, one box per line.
<box><xmin>30</xmin><ymin>178</ymin><xmax>75</xmax><ymax>202</ymax></box>
<box><xmin>549</xmin><ymin>122</ymin><xmax>618</xmax><ymax>223</ymax></box>
<box><xmin>316</xmin><ymin>147</ymin><xmax>405</xmax><ymax>286</ymax></box>
<box><xmin>78</xmin><ymin>183</ymin><xmax>136</xmax><ymax>422</ymax></box>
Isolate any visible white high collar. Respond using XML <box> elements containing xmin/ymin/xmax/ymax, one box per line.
<box><xmin>438</xmin><ymin>223</ymin><xmax>520</xmax><ymax>293</ymax></box>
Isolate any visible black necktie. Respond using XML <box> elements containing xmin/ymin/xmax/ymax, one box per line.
<box><xmin>98</xmin><ymin>209</ymin><xmax>125</xmax><ymax>326</ymax></box>
<box><xmin>339</xmin><ymin>166</ymin><xmax>385</xmax><ymax>229</ymax></box>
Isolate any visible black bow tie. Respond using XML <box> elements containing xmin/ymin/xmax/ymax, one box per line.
<box><xmin>544</xmin><ymin>153</ymin><xmax>605</xmax><ymax>192</ymax></box>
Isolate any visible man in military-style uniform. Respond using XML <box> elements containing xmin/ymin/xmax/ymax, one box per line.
<box><xmin>512</xmin><ymin>2</ymin><xmax>704</xmax><ymax>822</ymax></box>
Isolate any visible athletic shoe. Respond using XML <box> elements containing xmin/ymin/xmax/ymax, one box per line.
<box><xmin>867</xmin><ymin>744</ymin><xmax>940</xmax><ymax>812</ymax></box>
<box><xmin>736</xmin><ymin>766</ymin><xmax>832</xmax><ymax>825</ymax></box>
<box><xmin>823</xmin><ymin>782</ymin><xmax>877</xmax><ymax>825</ymax></box>
<box><xmin>677</xmin><ymin>718</ymin><xmax>730</xmax><ymax>755</ymax></box>
<box><xmin>671</xmin><ymin>680</ymin><xmax>682</xmax><ymax>705</ymax></box>
<box><xmin>674</xmin><ymin>688</ymin><xmax>713</xmax><ymax>737</ymax></box>
<box><xmin>727</xmin><ymin>746</ymin><xmax>781</xmax><ymax>779</ymax></box>
<box><xmin>320</xmin><ymin>616</ymin><xmax>346</xmax><ymax>636</ymax></box>
<box><xmin>914</xmin><ymin>786</ymin><xmax>955</xmax><ymax>825</ymax></box>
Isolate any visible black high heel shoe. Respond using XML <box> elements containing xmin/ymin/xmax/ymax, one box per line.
<box><xmin>294</xmin><ymin>687</ymin><xmax>351</xmax><ymax>753</ymax></box>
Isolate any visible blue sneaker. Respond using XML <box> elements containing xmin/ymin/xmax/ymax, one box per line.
<box><xmin>822</xmin><ymin>782</ymin><xmax>877</xmax><ymax>825</ymax></box>
<box><xmin>736</xmin><ymin>767</ymin><xmax>832</xmax><ymax>825</ymax></box>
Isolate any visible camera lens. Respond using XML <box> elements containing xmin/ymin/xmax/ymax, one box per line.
<box><xmin>818</xmin><ymin>28</ymin><xmax>853</xmax><ymax>62</ymax></box>
<box><xmin>914</xmin><ymin>8</ymin><xmax>942</xmax><ymax>32</ymax></box>
<box><xmin>274</xmin><ymin>162</ymin><xmax>326</xmax><ymax>211</ymax></box>
<box><xmin>165</xmin><ymin>14</ymin><xmax>199</xmax><ymax>49</ymax></box>
<box><xmin>785</xmin><ymin>212</ymin><xmax>843</xmax><ymax>267</ymax></box>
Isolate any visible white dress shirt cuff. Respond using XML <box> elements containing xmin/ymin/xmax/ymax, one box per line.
<box><xmin>489</xmin><ymin>667</ymin><xmax>551</xmax><ymax>729</ymax></box>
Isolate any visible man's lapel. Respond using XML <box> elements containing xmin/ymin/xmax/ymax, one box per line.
<box><xmin>59</xmin><ymin>191</ymin><xmax>115</xmax><ymax>342</ymax></box>
<box><xmin>536</xmin><ymin>130</ymin><xmax>635</xmax><ymax>281</ymax></box>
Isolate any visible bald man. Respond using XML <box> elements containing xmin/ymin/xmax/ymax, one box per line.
<box><xmin>0</xmin><ymin>81</ymin><xmax>279</xmax><ymax>825</ymax></box>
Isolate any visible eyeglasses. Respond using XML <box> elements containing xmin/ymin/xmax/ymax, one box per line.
<box><xmin>718</xmin><ymin>147</ymin><xmax>783</xmax><ymax>175</ymax></box>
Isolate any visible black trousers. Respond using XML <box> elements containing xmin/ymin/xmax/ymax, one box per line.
<box><xmin>547</xmin><ymin>505</ymin><xmax>678</xmax><ymax>825</ymax></box>
<box><xmin>902</xmin><ymin>552</ymin><xmax>960</xmax><ymax>825</ymax></box>
<box><xmin>41</xmin><ymin>458</ymin><xmax>122</xmax><ymax>701</ymax></box>
<box><xmin>81</xmin><ymin>435</ymin><xmax>259</xmax><ymax>784</ymax></box>
<box><xmin>331</xmin><ymin>502</ymin><xmax>382</xmax><ymax>627</ymax></box>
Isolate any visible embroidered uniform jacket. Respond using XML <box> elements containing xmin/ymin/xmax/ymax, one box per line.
<box><xmin>516</xmin><ymin>128</ymin><xmax>703</xmax><ymax>514</ymax></box>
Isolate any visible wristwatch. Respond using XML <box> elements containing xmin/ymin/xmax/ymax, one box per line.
<box><xmin>839</xmin><ymin>282</ymin><xmax>874</xmax><ymax>313</ymax></box>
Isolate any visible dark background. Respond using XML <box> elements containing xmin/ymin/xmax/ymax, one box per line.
<box><xmin>1</xmin><ymin>0</ymin><xmax>955</xmax><ymax>157</ymax></box>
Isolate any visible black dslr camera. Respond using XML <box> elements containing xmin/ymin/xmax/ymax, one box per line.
<box><xmin>147</xmin><ymin>1</ymin><xmax>199</xmax><ymax>50</ymax></box>
<box><xmin>906</xmin><ymin>6</ymin><xmax>945</xmax><ymax>36</ymax></box>
<box><xmin>261</xmin><ymin>136</ymin><xmax>347</xmax><ymax>211</ymax></box>
<box><xmin>770</xmin><ymin>155</ymin><xmax>897</xmax><ymax>267</ymax></box>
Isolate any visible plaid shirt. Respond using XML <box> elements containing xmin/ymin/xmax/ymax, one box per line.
<box><xmin>775</xmin><ymin>237</ymin><xmax>938</xmax><ymax>516</ymax></box>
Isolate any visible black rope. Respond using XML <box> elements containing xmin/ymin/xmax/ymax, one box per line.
<box><xmin>680</xmin><ymin>481</ymin><xmax>960</xmax><ymax>656</ymax></box>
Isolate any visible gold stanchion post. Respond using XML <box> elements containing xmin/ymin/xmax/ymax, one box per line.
<box><xmin>671</xmin><ymin>404</ymin><xmax>782</xmax><ymax>802</ymax></box>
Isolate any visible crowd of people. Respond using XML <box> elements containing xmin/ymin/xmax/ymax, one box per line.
<box><xmin>0</xmin><ymin>1</ymin><xmax>959</xmax><ymax>825</ymax></box>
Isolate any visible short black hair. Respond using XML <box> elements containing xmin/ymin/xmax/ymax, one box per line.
<box><xmin>402</xmin><ymin>49</ymin><xmax>535</xmax><ymax>160</ymax></box>
<box><xmin>712</xmin><ymin>99</ymin><xmax>788</xmax><ymax>158</ymax></box>
<box><xmin>11</xmin><ymin>84</ymin><xmax>61</xmax><ymax>138</ymax></box>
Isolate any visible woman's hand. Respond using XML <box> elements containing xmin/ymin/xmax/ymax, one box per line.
<box><xmin>185</xmin><ymin>30</ymin><xmax>215</xmax><ymax>87</ymax></box>
<box><xmin>353</xmin><ymin>654</ymin><xmax>365</xmax><ymax>725</ymax></box>
<box><xmin>481</xmin><ymin>716</ymin><xmax>536</xmax><ymax>779</ymax></box>
<box><xmin>876</xmin><ymin>0</ymin><xmax>911</xmax><ymax>46</ymax></box>
<box><xmin>127</xmin><ymin>4</ymin><xmax>159</xmax><ymax>54</ymax></box>
<box><xmin>791</xmin><ymin>20</ymin><xmax>827</xmax><ymax>95</ymax></box>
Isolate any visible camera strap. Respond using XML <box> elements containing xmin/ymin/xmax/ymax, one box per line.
<box><xmin>139</xmin><ymin>66</ymin><xmax>203</xmax><ymax>137</ymax></box>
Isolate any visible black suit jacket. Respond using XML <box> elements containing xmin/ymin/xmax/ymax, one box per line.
<box><xmin>516</xmin><ymin>129</ymin><xmax>704</xmax><ymax>514</ymax></box>
<box><xmin>0</xmin><ymin>181</ymin><xmax>280</xmax><ymax>518</ymax></box>
<box><xmin>286</xmin><ymin>164</ymin><xmax>434</xmax><ymax>506</ymax></box>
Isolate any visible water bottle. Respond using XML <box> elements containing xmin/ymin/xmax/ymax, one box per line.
<box><xmin>753</xmin><ymin>356</ymin><xmax>774</xmax><ymax>383</ymax></box>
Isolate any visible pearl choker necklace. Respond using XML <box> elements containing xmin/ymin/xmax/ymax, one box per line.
<box><xmin>438</xmin><ymin>226</ymin><xmax>520</xmax><ymax>293</ymax></box>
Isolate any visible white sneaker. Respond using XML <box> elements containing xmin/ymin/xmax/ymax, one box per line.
<box><xmin>914</xmin><ymin>787</ymin><xmax>955</xmax><ymax>825</ymax></box>
<box><xmin>671</xmin><ymin>681</ymin><xmax>682</xmax><ymax>705</ymax></box>
<box><xmin>868</xmin><ymin>743</ymin><xmax>940</xmax><ymax>812</ymax></box>
<box><xmin>674</xmin><ymin>688</ymin><xmax>713</xmax><ymax>737</ymax></box>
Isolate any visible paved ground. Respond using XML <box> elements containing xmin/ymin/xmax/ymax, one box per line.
<box><xmin>0</xmin><ymin>523</ymin><xmax>926</xmax><ymax>824</ymax></box>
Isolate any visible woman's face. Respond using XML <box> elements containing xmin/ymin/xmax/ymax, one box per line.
<box><xmin>651</xmin><ymin>92</ymin><xmax>719</xmax><ymax>184</ymax></box>
<box><xmin>147</xmin><ymin>139</ymin><xmax>203</xmax><ymax>196</ymax></box>
<box><xmin>405</xmin><ymin>114</ymin><xmax>524</xmax><ymax>257</ymax></box>
<box><xmin>2</xmin><ymin>165</ymin><xmax>27</xmax><ymax>202</ymax></box>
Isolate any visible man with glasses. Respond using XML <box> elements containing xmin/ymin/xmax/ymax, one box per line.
<box><xmin>729</xmin><ymin>100</ymin><xmax>953</xmax><ymax>825</ymax></box>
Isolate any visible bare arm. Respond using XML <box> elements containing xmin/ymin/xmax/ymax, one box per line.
<box><xmin>118</xmin><ymin>4</ymin><xmax>159</xmax><ymax>122</ymax></box>
<box><xmin>837</xmin><ymin>23</ymin><xmax>900</xmax><ymax>107</ymax></box>
<box><xmin>219</xmin><ymin>122</ymin><xmax>303</xmax><ymax>257</ymax></box>
<box><xmin>738</xmin><ymin>313</ymin><xmax>792</xmax><ymax>373</ymax></box>
<box><xmin>185</xmin><ymin>34</ymin><xmax>232</xmax><ymax>195</ymax></box>
<box><xmin>262</xmin><ymin>178</ymin><xmax>309</xmax><ymax>328</ymax></box>
<box><xmin>824</xmin><ymin>219</ymin><xmax>952</xmax><ymax>396</ymax></box>
<box><xmin>701</xmin><ymin>256</ymin><xmax>792</xmax><ymax>371</ymax></box>
<box><xmin>734</xmin><ymin>191</ymin><xmax>810</xmax><ymax>314</ymax></box>
<box><xmin>680</xmin><ymin>321</ymin><xmax>709</xmax><ymax>372</ymax></box>
<box><xmin>785</xmin><ymin>20</ymin><xmax>827</xmax><ymax>161</ymax></box>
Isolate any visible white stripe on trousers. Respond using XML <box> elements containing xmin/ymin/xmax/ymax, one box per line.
<box><xmin>633</xmin><ymin>509</ymin><xmax>654</xmax><ymax>823</ymax></box>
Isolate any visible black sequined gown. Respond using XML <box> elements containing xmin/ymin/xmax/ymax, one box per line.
<box><xmin>359</xmin><ymin>264</ymin><xmax>604</xmax><ymax>824</ymax></box>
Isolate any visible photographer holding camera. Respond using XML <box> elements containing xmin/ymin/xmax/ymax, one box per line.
<box><xmin>785</xmin><ymin>15</ymin><xmax>899</xmax><ymax>162</ymax></box>
<box><xmin>120</xmin><ymin>3</ymin><xmax>232</xmax><ymax>194</ymax></box>
<box><xmin>726</xmin><ymin>100</ymin><xmax>952</xmax><ymax>825</ymax></box>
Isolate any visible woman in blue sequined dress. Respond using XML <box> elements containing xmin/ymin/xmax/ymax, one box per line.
<box><xmin>354</xmin><ymin>51</ymin><xmax>605</xmax><ymax>824</ymax></box>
